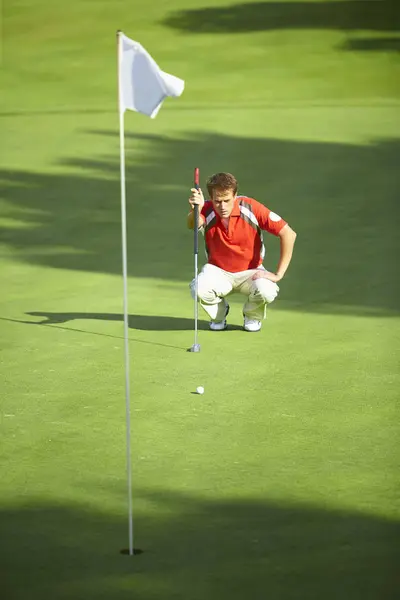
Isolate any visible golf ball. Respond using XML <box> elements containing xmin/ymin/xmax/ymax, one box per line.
<box><xmin>196</xmin><ymin>386</ymin><xmax>204</xmax><ymax>395</ymax></box>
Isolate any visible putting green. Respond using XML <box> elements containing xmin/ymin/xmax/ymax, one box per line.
<box><xmin>1</xmin><ymin>1</ymin><xmax>399</xmax><ymax>599</ymax></box>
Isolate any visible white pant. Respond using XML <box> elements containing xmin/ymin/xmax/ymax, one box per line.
<box><xmin>190</xmin><ymin>263</ymin><xmax>279</xmax><ymax>321</ymax></box>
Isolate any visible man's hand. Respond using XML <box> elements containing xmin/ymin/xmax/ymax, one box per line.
<box><xmin>252</xmin><ymin>270</ymin><xmax>282</xmax><ymax>283</ymax></box>
<box><xmin>187</xmin><ymin>187</ymin><xmax>206</xmax><ymax>229</ymax></box>
<box><xmin>189</xmin><ymin>187</ymin><xmax>205</xmax><ymax>212</ymax></box>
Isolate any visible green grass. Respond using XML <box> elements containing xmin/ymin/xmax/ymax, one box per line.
<box><xmin>1</xmin><ymin>1</ymin><xmax>399</xmax><ymax>599</ymax></box>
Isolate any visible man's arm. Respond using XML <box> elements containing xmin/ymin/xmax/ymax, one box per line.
<box><xmin>187</xmin><ymin>209</ymin><xmax>205</xmax><ymax>230</ymax></box>
<box><xmin>253</xmin><ymin>224</ymin><xmax>297</xmax><ymax>283</ymax></box>
<box><xmin>275</xmin><ymin>224</ymin><xmax>297</xmax><ymax>280</ymax></box>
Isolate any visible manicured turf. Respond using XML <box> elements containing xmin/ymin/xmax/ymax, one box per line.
<box><xmin>1</xmin><ymin>1</ymin><xmax>399</xmax><ymax>598</ymax></box>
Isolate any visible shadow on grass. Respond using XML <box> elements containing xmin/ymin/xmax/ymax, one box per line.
<box><xmin>0</xmin><ymin>313</ymin><xmax>244</xmax><ymax>350</ymax></box>
<box><xmin>0</xmin><ymin>492</ymin><xmax>398</xmax><ymax>600</ymax></box>
<box><xmin>25</xmin><ymin>311</ymin><xmax>213</xmax><ymax>331</ymax></box>
<box><xmin>162</xmin><ymin>0</ymin><xmax>400</xmax><ymax>35</ymax></box>
<box><xmin>0</xmin><ymin>316</ymin><xmax>193</xmax><ymax>351</ymax></box>
<box><xmin>1</xmin><ymin>131</ymin><xmax>399</xmax><ymax>317</ymax></box>
<box><xmin>342</xmin><ymin>36</ymin><xmax>400</xmax><ymax>53</ymax></box>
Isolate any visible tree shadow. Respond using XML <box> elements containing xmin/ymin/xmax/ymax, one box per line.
<box><xmin>20</xmin><ymin>311</ymin><xmax>243</xmax><ymax>331</ymax></box>
<box><xmin>25</xmin><ymin>311</ymin><xmax>210</xmax><ymax>331</ymax></box>
<box><xmin>342</xmin><ymin>36</ymin><xmax>400</xmax><ymax>53</ymax></box>
<box><xmin>1</xmin><ymin>492</ymin><xmax>398</xmax><ymax>599</ymax></box>
<box><xmin>1</xmin><ymin>131</ymin><xmax>399</xmax><ymax>317</ymax></box>
<box><xmin>0</xmin><ymin>315</ymin><xmax>195</xmax><ymax>351</ymax></box>
<box><xmin>162</xmin><ymin>0</ymin><xmax>400</xmax><ymax>35</ymax></box>
<box><xmin>0</xmin><ymin>313</ymin><xmax>245</xmax><ymax>349</ymax></box>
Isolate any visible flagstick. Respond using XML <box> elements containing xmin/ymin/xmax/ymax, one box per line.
<box><xmin>117</xmin><ymin>30</ymin><xmax>134</xmax><ymax>557</ymax></box>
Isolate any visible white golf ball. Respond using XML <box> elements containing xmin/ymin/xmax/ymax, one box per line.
<box><xmin>196</xmin><ymin>386</ymin><xmax>204</xmax><ymax>395</ymax></box>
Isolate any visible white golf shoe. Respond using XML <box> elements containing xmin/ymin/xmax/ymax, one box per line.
<box><xmin>243</xmin><ymin>316</ymin><xmax>262</xmax><ymax>332</ymax></box>
<box><xmin>209</xmin><ymin>303</ymin><xmax>229</xmax><ymax>331</ymax></box>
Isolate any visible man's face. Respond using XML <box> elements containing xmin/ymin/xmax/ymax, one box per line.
<box><xmin>211</xmin><ymin>188</ymin><xmax>237</xmax><ymax>218</ymax></box>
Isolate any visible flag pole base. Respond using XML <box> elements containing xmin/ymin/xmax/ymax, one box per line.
<box><xmin>188</xmin><ymin>344</ymin><xmax>201</xmax><ymax>353</ymax></box>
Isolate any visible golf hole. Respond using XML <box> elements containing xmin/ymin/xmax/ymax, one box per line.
<box><xmin>120</xmin><ymin>548</ymin><xmax>144</xmax><ymax>555</ymax></box>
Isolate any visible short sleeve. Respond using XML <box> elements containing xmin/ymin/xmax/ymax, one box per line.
<box><xmin>200</xmin><ymin>203</ymin><xmax>209</xmax><ymax>219</ymax></box>
<box><xmin>253</xmin><ymin>200</ymin><xmax>287</xmax><ymax>236</ymax></box>
<box><xmin>201</xmin><ymin>200</ymin><xmax>214</xmax><ymax>221</ymax></box>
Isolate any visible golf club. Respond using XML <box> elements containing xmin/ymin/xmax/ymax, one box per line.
<box><xmin>189</xmin><ymin>167</ymin><xmax>201</xmax><ymax>352</ymax></box>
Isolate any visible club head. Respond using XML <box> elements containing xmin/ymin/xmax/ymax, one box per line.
<box><xmin>188</xmin><ymin>344</ymin><xmax>201</xmax><ymax>353</ymax></box>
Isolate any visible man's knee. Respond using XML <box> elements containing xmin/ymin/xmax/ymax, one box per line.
<box><xmin>190</xmin><ymin>275</ymin><xmax>217</xmax><ymax>303</ymax></box>
<box><xmin>251</xmin><ymin>278</ymin><xmax>279</xmax><ymax>304</ymax></box>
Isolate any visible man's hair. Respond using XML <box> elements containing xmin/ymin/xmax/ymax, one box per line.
<box><xmin>206</xmin><ymin>172</ymin><xmax>238</xmax><ymax>198</ymax></box>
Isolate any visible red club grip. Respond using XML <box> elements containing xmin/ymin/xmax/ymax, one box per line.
<box><xmin>194</xmin><ymin>167</ymin><xmax>200</xmax><ymax>189</ymax></box>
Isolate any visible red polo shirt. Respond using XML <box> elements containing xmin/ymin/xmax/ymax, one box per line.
<box><xmin>200</xmin><ymin>196</ymin><xmax>287</xmax><ymax>273</ymax></box>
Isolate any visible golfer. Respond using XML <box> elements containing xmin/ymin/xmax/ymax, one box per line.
<box><xmin>188</xmin><ymin>172</ymin><xmax>297</xmax><ymax>332</ymax></box>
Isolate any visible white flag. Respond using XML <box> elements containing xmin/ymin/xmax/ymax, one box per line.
<box><xmin>119</xmin><ymin>33</ymin><xmax>185</xmax><ymax>118</ymax></box>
